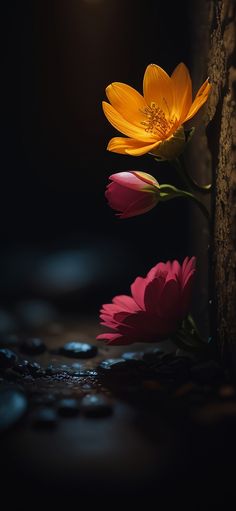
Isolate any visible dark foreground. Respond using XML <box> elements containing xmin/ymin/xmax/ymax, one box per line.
<box><xmin>1</xmin><ymin>318</ymin><xmax>236</xmax><ymax>502</ymax></box>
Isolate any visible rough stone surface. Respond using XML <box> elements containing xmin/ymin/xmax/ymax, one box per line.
<box><xmin>190</xmin><ymin>0</ymin><xmax>236</xmax><ymax>364</ymax></box>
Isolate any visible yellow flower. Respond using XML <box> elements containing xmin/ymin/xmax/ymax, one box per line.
<box><xmin>102</xmin><ymin>63</ymin><xmax>211</xmax><ymax>159</ymax></box>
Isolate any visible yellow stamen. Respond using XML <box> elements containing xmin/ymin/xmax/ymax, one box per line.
<box><xmin>140</xmin><ymin>102</ymin><xmax>174</xmax><ymax>137</ymax></box>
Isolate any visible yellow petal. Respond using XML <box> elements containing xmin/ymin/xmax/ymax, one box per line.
<box><xmin>102</xmin><ymin>102</ymin><xmax>156</xmax><ymax>142</ymax></box>
<box><xmin>184</xmin><ymin>79</ymin><xmax>211</xmax><ymax>122</ymax></box>
<box><xmin>107</xmin><ymin>137</ymin><xmax>161</xmax><ymax>156</ymax></box>
<box><xmin>143</xmin><ymin>64</ymin><xmax>174</xmax><ymax>117</ymax></box>
<box><xmin>171</xmin><ymin>63</ymin><xmax>192</xmax><ymax>123</ymax></box>
<box><xmin>106</xmin><ymin>82</ymin><xmax>147</xmax><ymax>126</ymax></box>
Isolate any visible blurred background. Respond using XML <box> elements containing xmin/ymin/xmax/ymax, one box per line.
<box><xmin>1</xmin><ymin>0</ymin><xmax>195</xmax><ymax>331</ymax></box>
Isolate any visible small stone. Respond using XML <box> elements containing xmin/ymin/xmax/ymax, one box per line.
<box><xmin>98</xmin><ymin>358</ymin><xmax>128</xmax><ymax>372</ymax></box>
<box><xmin>59</xmin><ymin>341</ymin><xmax>98</xmax><ymax>359</ymax></box>
<box><xmin>57</xmin><ymin>398</ymin><xmax>79</xmax><ymax>417</ymax></box>
<box><xmin>13</xmin><ymin>360</ymin><xmax>30</xmax><ymax>375</ymax></box>
<box><xmin>80</xmin><ymin>394</ymin><xmax>113</xmax><ymax>417</ymax></box>
<box><xmin>71</xmin><ymin>362</ymin><xmax>84</xmax><ymax>371</ymax></box>
<box><xmin>32</xmin><ymin>408</ymin><xmax>58</xmax><ymax>428</ymax></box>
<box><xmin>45</xmin><ymin>364</ymin><xmax>64</xmax><ymax>376</ymax></box>
<box><xmin>20</xmin><ymin>338</ymin><xmax>46</xmax><ymax>355</ymax></box>
<box><xmin>0</xmin><ymin>348</ymin><xmax>18</xmax><ymax>369</ymax></box>
<box><xmin>45</xmin><ymin>364</ymin><xmax>74</xmax><ymax>377</ymax></box>
<box><xmin>28</xmin><ymin>362</ymin><xmax>46</xmax><ymax>378</ymax></box>
<box><xmin>0</xmin><ymin>388</ymin><xmax>27</xmax><ymax>432</ymax></box>
<box><xmin>122</xmin><ymin>351</ymin><xmax>144</xmax><ymax>361</ymax></box>
<box><xmin>28</xmin><ymin>361</ymin><xmax>41</xmax><ymax>372</ymax></box>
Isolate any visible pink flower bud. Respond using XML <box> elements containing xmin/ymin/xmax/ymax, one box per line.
<box><xmin>105</xmin><ymin>171</ymin><xmax>160</xmax><ymax>218</ymax></box>
<box><xmin>97</xmin><ymin>257</ymin><xmax>196</xmax><ymax>345</ymax></box>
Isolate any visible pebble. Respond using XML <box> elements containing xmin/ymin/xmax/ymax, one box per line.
<box><xmin>80</xmin><ymin>394</ymin><xmax>113</xmax><ymax>418</ymax></box>
<box><xmin>0</xmin><ymin>348</ymin><xmax>18</xmax><ymax>369</ymax></box>
<box><xmin>71</xmin><ymin>362</ymin><xmax>84</xmax><ymax>371</ymax></box>
<box><xmin>0</xmin><ymin>388</ymin><xmax>27</xmax><ymax>432</ymax></box>
<box><xmin>14</xmin><ymin>360</ymin><xmax>45</xmax><ymax>378</ymax></box>
<box><xmin>57</xmin><ymin>398</ymin><xmax>80</xmax><ymax>417</ymax></box>
<box><xmin>122</xmin><ymin>351</ymin><xmax>144</xmax><ymax>361</ymax></box>
<box><xmin>45</xmin><ymin>364</ymin><xmax>74</xmax><ymax>376</ymax></box>
<box><xmin>98</xmin><ymin>358</ymin><xmax>128</xmax><ymax>372</ymax></box>
<box><xmin>32</xmin><ymin>408</ymin><xmax>58</xmax><ymax>428</ymax></box>
<box><xmin>20</xmin><ymin>338</ymin><xmax>46</xmax><ymax>355</ymax></box>
<box><xmin>59</xmin><ymin>341</ymin><xmax>98</xmax><ymax>359</ymax></box>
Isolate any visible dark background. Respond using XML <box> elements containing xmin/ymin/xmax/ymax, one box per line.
<box><xmin>1</xmin><ymin>0</ymin><xmax>193</xmax><ymax>323</ymax></box>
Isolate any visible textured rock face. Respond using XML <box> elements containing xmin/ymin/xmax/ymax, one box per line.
<box><xmin>209</xmin><ymin>1</ymin><xmax>236</xmax><ymax>351</ymax></box>
<box><xmin>191</xmin><ymin>0</ymin><xmax>236</xmax><ymax>357</ymax></box>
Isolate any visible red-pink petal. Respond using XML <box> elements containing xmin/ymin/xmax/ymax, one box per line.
<box><xmin>144</xmin><ymin>275</ymin><xmax>167</xmax><ymax>313</ymax></box>
<box><xmin>112</xmin><ymin>294</ymin><xmax>140</xmax><ymax>312</ymax></box>
<box><xmin>105</xmin><ymin>182</ymin><xmax>143</xmax><ymax>213</ymax></box>
<box><xmin>131</xmin><ymin>276</ymin><xmax>146</xmax><ymax>309</ymax></box>
<box><xmin>109</xmin><ymin>172</ymin><xmax>146</xmax><ymax>191</ymax></box>
<box><xmin>119</xmin><ymin>193</ymin><xmax>158</xmax><ymax>219</ymax></box>
<box><xmin>160</xmin><ymin>277</ymin><xmax>181</xmax><ymax>318</ymax></box>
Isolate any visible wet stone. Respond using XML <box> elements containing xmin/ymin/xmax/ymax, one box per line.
<box><xmin>20</xmin><ymin>338</ymin><xmax>46</xmax><ymax>355</ymax></box>
<box><xmin>59</xmin><ymin>341</ymin><xmax>98</xmax><ymax>359</ymax></box>
<box><xmin>27</xmin><ymin>361</ymin><xmax>45</xmax><ymax>377</ymax></box>
<box><xmin>71</xmin><ymin>362</ymin><xmax>84</xmax><ymax>371</ymax></box>
<box><xmin>13</xmin><ymin>360</ymin><xmax>31</xmax><ymax>375</ymax></box>
<box><xmin>122</xmin><ymin>351</ymin><xmax>145</xmax><ymax>361</ymax></box>
<box><xmin>45</xmin><ymin>364</ymin><xmax>75</xmax><ymax>377</ymax></box>
<box><xmin>0</xmin><ymin>388</ymin><xmax>27</xmax><ymax>432</ymax></box>
<box><xmin>57</xmin><ymin>398</ymin><xmax>80</xmax><ymax>417</ymax></box>
<box><xmin>0</xmin><ymin>348</ymin><xmax>18</xmax><ymax>370</ymax></box>
<box><xmin>98</xmin><ymin>358</ymin><xmax>129</xmax><ymax>373</ymax></box>
<box><xmin>80</xmin><ymin>394</ymin><xmax>113</xmax><ymax>418</ymax></box>
<box><xmin>73</xmin><ymin>369</ymin><xmax>98</xmax><ymax>378</ymax></box>
<box><xmin>32</xmin><ymin>408</ymin><xmax>58</xmax><ymax>428</ymax></box>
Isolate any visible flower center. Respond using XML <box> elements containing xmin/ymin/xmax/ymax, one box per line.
<box><xmin>140</xmin><ymin>101</ymin><xmax>174</xmax><ymax>138</ymax></box>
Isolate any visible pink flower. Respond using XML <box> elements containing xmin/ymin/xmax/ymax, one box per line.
<box><xmin>97</xmin><ymin>257</ymin><xmax>196</xmax><ymax>345</ymax></box>
<box><xmin>105</xmin><ymin>171</ymin><xmax>160</xmax><ymax>219</ymax></box>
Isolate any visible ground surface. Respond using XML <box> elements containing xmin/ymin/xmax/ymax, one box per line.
<box><xmin>1</xmin><ymin>318</ymin><xmax>236</xmax><ymax>501</ymax></box>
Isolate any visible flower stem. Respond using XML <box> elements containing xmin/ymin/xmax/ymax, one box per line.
<box><xmin>173</xmin><ymin>314</ymin><xmax>213</xmax><ymax>356</ymax></box>
<box><xmin>173</xmin><ymin>157</ymin><xmax>212</xmax><ymax>194</ymax></box>
<box><xmin>159</xmin><ymin>184</ymin><xmax>210</xmax><ymax>223</ymax></box>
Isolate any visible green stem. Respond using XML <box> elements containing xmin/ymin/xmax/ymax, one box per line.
<box><xmin>160</xmin><ymin>184</ymin><xmax>210</xmax><ymax>223</ymax></box>
<box><xmin>172</xmin><ymin>315</ymin><xmax>210</xmax><ymax>355</ymax></box>
<box><xmin>173</xmin><ymin>157</ymin><xmax>212</xmax><ymax>194</ymax></box>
